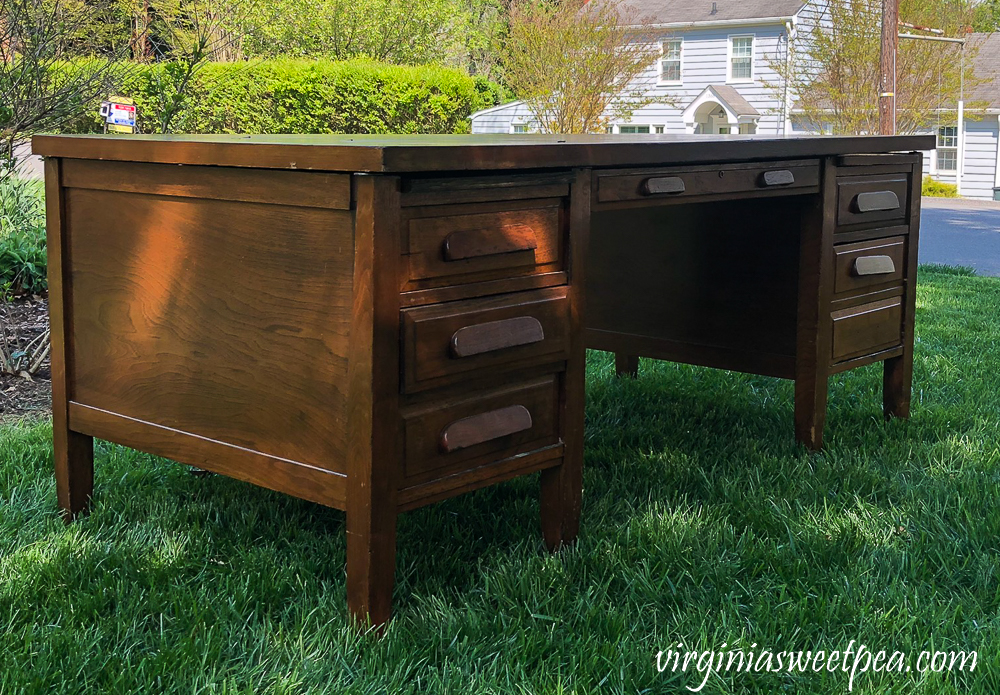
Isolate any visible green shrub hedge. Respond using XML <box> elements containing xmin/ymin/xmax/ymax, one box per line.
<box><xmin>60</xmin><ymin>59</ymin><xmax>510</xmax><ymax>136</ymax></box>
<box><xmin>922</xmin><ymin>176</ymin><xmax>960</xmax><ymax>198</ymax></box>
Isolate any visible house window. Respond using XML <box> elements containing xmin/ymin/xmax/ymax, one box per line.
<box><xmin>619</xmin><ymin>125</ymin><xmax>651</xmax><ymax>134</ymax></box>
<box><xmin>511</xmin><ymin>123</ymin><xmax>533</xmax><ymax>134</ymax></box>
<box><xmin>937</xmin><ymin>126</ymin><xmax>958</xmax><ymax>171</ymax></box>
<box><xmin>661</xmin><ymin>39</ymin><xmax>682</xmax><ymax>83</ymax></box>
<box><xmin>730</xmin><ymin>36</ymin><xmax>754</xmax><ymax>81</ymax></box>
<box><xmin>739</xmin><ymin>123</ymin><xmax>756</xmax><ymax>135</ymax></box>
<box><xmin>655</xmin><ymin>126</ymin><xmax>665</xmax><ymax>134</ymax></box>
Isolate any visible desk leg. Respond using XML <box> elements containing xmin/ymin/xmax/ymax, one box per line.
<box><xmin>795</xmin><ymin>371</ymin><xmax>829</xmax><ymax>450</ymax></box>
<box><xmin>346</xmin><ymin>497</ymin><xmax>397</xmax><ymax>628</ymax></box>
<box><xmin>883</xmin><ymin>355</ymin><xmax>911</xmax><ymax>419</ymax></box>
<box><xmin>54</xmin><ymin>429</ymin><xmax>94</xmax><ymax>521</ymax></box>
<box><xmin>614</xmin><ymin>353</ymin><xmax>639</xmax><ymax>378</ymax></box>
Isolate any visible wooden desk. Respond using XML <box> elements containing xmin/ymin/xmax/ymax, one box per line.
<box><xmin>32</xmin><ymin>133</ymin><xmax>934</xmax><ymax>625</ymax></box>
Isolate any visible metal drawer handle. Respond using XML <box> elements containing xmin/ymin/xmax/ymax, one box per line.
<box><xmin>853</xmin><ymin>255</ymin><xmax>896</xmax><ymax>276</ymax></box>
<box><xmin>443</xmin><ymin>224</ymin><xmax>537</xmax><ymax>261</ymax></box>
<box><xmin>642</xmin><ymin>176</ymin><xmax>686</xmax><ymax>195</ymax></box>
<box><xmin>854</xmin><ymin>191</ymin><xmax>900</xmax><ymax>213</ymax></box>
<box><xmin>439</xmin><ymin>405</ymin><xmax>533</xmax><ymax>453</ymax></box>
<box><xmin>762</xmin><ymin>169</ymin><xmax>795</xmax><ymax>186</ymax></box>
<box><xmin>451</xmin><ymin>316</ymin><xmax>545</xmax><ymax>358</ymax></box>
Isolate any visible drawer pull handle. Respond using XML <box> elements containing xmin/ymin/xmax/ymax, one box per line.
<box><xmin>854</xmin><ymin>191</ymin><xmax>900</xmax><ymax>213</ymax></box>
<box><xmin>853</xmin><ymin>255</ymin><xmax>896</xmax><ymax>276</ymax></box>
<box><xmin>451</xmin><ymin>316</ymin><xmax>545</xmax><ymax>358</ymax></box>
<box><xmin>440</xmin><ymin>405</ymin><xmax>533</xmax><ymax>453</ymax></box>
<box><xmin>443</xmin><ymin>224</ymin><xmax>538</xmax><ymax>261</ymax></box>
<box><xmin>762</xmin><ymin>169</ymin><xmax>795</xmax><ymax>187</ymax></box>
<box><xmin>642</xmin><ymin>176</ymin><xmax>686</xmax><ymax>195</ymax></box>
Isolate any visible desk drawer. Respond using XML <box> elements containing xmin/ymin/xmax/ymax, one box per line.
<box><xmin>401</xmin><ymin>287</ymin><xmax>570</xmax><ymax>393</ymax></box>
<box><xmin>403</xmin><ymin>376</ymin><xmax>560</xmax><ymax>480</ymax></box>
<box><xmin>403</xmin><ymin>201</ymin><xmax>563</xmax><ymax>290</ymax></box>
<box><xmin>836</xmin><ymin>174</ymin><xmax>909</xmax><ymax>228</ymax></box>
<box><xmin>831</xmin><ymin>297</ymin><xmax>902</xmax><ymax>362</ymax></box>
<box><xmin>833</xmin><ymin>236</ymin><xmax>906</xmax><ymax>296</ymax></box>
<box><xmin>596</xmin><ymin>161</ymin><xmax>820</xmax><ymax>203</ymax></box>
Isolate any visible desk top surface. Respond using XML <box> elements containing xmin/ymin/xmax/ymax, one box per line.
<box><xmin>33</xmin><ymin>133</ymin><xmax>935</xmax><ymax>173</ymax></box>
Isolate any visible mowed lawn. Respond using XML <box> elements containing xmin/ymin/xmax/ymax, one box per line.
<box><xmin>1</xmin><ymin>266</ymin><xmax>998</xmax><ymax>694</ymax></box>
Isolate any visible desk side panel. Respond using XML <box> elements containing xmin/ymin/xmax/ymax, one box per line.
<box><xmin>62</xmin><ymin>162</ymin><xmax>353</xmax><ymax>483</ymax></box>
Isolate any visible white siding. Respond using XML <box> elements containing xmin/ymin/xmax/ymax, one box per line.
<box><xmin>963</xmin><ymin>117</ymin><xmax>1000</xmax><ymax>200</ymax></box>
<box><xmin>618</xmin><ymin>24</ymin><xmax>789</xmax><ymax>134</ymax></box>
<box><xmin>470</xmin><ymin>101</ymin><xmax>537</xmax><ymax>134</ymax></box>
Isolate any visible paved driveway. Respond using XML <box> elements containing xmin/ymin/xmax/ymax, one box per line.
<box><xmin>919</xmin><ymin>197</ymin><xmax>1000</xmax><ymax>276</ymax></box>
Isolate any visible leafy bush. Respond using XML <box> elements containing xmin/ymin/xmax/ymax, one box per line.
<box><xmin>922</xmin><ymin>176</ymin><xmax>960</xmax><ymax>198</ymax></box>
<box><xmin>58</xmin><ymin>59</ymin><xmax>511</xmax><ymax>135</ymax></box>
<box><xmin>0</xmin><ymin>177</ymin><xmax>47</xmax><ymax>297</ymax></box>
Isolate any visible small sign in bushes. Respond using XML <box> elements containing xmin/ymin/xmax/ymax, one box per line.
<box><xmin>99</xmin><ymin>96</ymin><xmax>137</xmax><ymax>133</ymax></box>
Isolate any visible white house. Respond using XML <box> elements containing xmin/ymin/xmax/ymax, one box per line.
<box><xmin>470</xmin><ymin>1</ymin><xmax>1000</xmax><ymax>201</ymax></box>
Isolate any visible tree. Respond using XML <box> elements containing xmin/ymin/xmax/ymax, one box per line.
<box><xmin>774</xmin><ymin>0</ymin><xmax>983</xmax><ymax>135</ymax></box>
<box><xmin>0</xmin><ymin>0</ymin><xmax>133</xmax><ymax>178</ymax></box>
<box><xmin>501</xmin><ymin>0</ymin><xmax>670</xmax><ymax>134</ymax></box>
<box><xmin>973</xmin><ymin>0</ymin><xmax>1000</xmax><ymax>31</ymax></box>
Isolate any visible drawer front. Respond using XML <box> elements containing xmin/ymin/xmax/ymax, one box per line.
<box><xmin>831</xmin><ymin>297</ymin><xmax>903</xmax><ymax>363</ymax></box>
<box><xmin>833</xmin><ymin>236</ymin><xmax>906</xmax><ymax>295</ymax></box>
<box><xmin>596</xmin><ymin>162</ymin><xmax>820</xmax><ymax>203</ymax></box>
<box><xmin>403</xmin><ymin>376</ymin><xmax>560</xmax><ymax>480</ymax></box>
<box><xmin>403</xmin><ymin>202</ymin><xmax>563</xmax><ymax>289</ymax></box>
<box><xmin>836</xmin><ymin>174</ymin><xmax>910</xmax><ymax>228</ymax></box>
<box><xmin>401</xmin><ymin>287</ymin><xmax>570</xmax><ymax>393</ymax></box>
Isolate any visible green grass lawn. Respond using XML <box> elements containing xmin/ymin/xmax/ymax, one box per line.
<box><xmin>2</xmin><ymin>266</ymin><xmax>999</xmax><ymax>694</ymax></box>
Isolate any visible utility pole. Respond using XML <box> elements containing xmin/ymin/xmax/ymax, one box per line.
<box><xmin>879</xmin><ymin>0</ymin><xmax>899</xmax><ymax>135</ymax></box>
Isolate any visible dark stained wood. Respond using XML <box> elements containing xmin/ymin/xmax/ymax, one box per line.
<box><xmin>596</xmin><ymin>160</ymin><xmax>820</xmax><ymax>204</ymax></box>
<box><xmin>444</xmin><ymin>224</ymin><xmax>539</xmax><ymax>261</ymax></box>
<box><xmin>401</xmin><ymin>287</ymin><xmax>569</xmax><ymax>393</ymax></box>
<box><xmin>451</xmin><ymin>316</ymin><xmax>545</xmax><ymax>358</ymax></box>
<box><xmin>62</xmin><ymin>159</ymin><xmax>351</xmax><ymax>209</ymax></box>
<box><xmin>831</xmin><ymin>296</ymin><xmax>903</xmax><ymax>363</ymax></box>
<box><xmin>33</xmin><ymin>133</ymin><xmax>936</xmax><ymax>173</ymax></box>
<box><xmin>615</xmin><ymin>353</ymin><xmax>639</xmax><ymax>378</ymax></box>
<box><xmin>586</xmin><ymin>197</ymin><xmax>802</xmax><ymax>362</ymax></box>
<box><xmin>833</xmin><ymin>236</ymin><xmax>906</xmax><ymax>295</ymax></box>
<box><xmin>836</xmin><ymin>174</ymin><xmax>910</xmax><ymax>227</ymax></box>
<box><xmin>540</xmin><ymin>168</ymin><xmax>590</xmax><ymax>550</ymax></box>
<box><xmin>402</xmin><ymin>377</ymin><xmax>559</xmax><ymax>479</ymax></box>
<box><xmin>65</xmin><ymin>184</ymin><xmax>352</xmax><ymax>473</ymax></box>
<box><xmin>399</xmin><ymin>270</ymin><xmax>568</xmax><ymax>309</ymax></box>
<box><xmin>69</xmin><ymin>402</ymin><xmax>347</xmax><ymax>508</ymax></box>
<box><xmin>399</xmin><ymin>444</ymin><xmax>562</xmax><ymax>511</ymax></box>
<box><xmin>346</xmin><ymin>174</ymin><xmax>403</xmax><ymax>628</ymax></box>
<box><xmin>793</xmin><ymin>158</ymin><xmax>835</xmax><ymax>450</ymax></box>
<box><xmin>46</xmin><ymin>158</ymin><xmax>95</xmax><ymax>520</ymax></box>
<box><xmin>41</xmin><ymin>134</ymin><xmax>926</xmax><ymax>629</ymax></box>
<box><xmin>440</xmin><ymin>405</ymin><xmax>534</xmax><ymax>453</ymax></box>
<box><xmin>403</xmin><ymin>200</ymin><xmax>564</xmax><ymax>291</ymax></box>
<box><xmin>401</xmin><ymin>172</ymin><xmax>572</xmax><ymax>207</ymax></box>
<box><xmin>884</xmin><ymin>156</ymin><xmax>923</xmax><ymax>419</ymax></box>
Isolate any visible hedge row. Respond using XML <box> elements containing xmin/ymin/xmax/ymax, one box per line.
<box><xmin>61</xmin><ymin>59</ymin><xmax>510</xmax><ymax>135</ymax></box>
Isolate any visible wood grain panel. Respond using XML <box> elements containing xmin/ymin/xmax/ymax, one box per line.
<box><xmin>69</xmin><ymin>402</ymin><xmax>347</xmax><ymax>508</ymax></box>
<box><xmin>62</xmin><ymin>159</ymin><xmax>351</xmax><ymax>209</ymax></box>
<box><xmin>831</xmin><ymin>296</ymin><xmax>903</xmax><ymax>363</ymax></box>
<box><xmin>66</xmin><ymin>188</ymin><xmax>353</xmax><ymax>473</ymax></box>
<box><xmin>401</xmin><ymin>376</ymin><xmax>560</xmax><ymax>482</ymax></box>
<box><xmin>833</xmin><ymin>236</ymin><xmax>906</xmax><ymax>296</ymax></box>
<box><xmin>401</xmin><ymin>286</ymin><xmax>570</xmax><ymax>393</ymax></box>
<box><xmin>403</xmin><ymin>201</ymin><xmax>564</xmax><ymax>290</ymax></box>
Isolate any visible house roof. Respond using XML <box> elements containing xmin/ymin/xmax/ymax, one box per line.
<box><xmin>970</xmin><ymin>32</ymin><xmax>1000</xmax><ymax>109</ymax></box>
<box><xmin>708</xmin><ymin>85</ymin><xmax>760</xmax><ymax>116</ymax></box>
<box><xmin>587</xmin><ymin>0</ymin><xmax>807</xmax><ymax>25</ymax></box>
